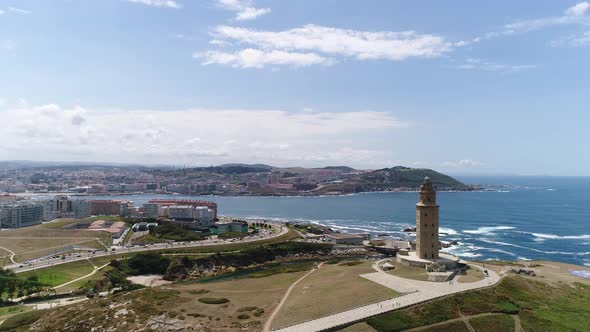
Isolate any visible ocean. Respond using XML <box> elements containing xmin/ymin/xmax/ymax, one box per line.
<box><xmin>81</xmin><ymin>176</ymin><xmax>590</xmax><ymax>266</ymax></box>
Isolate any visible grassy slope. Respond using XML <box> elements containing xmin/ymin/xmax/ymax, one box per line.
<box><xmin>469</xmin><ymin>314</ymin><xmax>514</xmax><ymax>332</ymax></box>
<box><xmin>0</xmin><ymin>305</ymin><xmax>31</xmax><ymax>319</ymax></box>
<box><xmin>272</xmin><ymin>261</ymin><xmax>399</xmax><ymax>329</ymax></box>
<box><xmin>0</xmin><ymin>310</ymin><xmax>47</xmax><ymax>332</ymax></box>
<box><xmin>26</xmin><ymin>271</ymin><xmax>308</xmax><ymax>331</ymax></box>
<box><xmin>12</xmin><ymin>230</ymin><xmax>301</xmax><ymax>289</ymax></box>
<box><xmin>18</xmin><ymin>260</ymin><xmax>94</xmax><ymax>287</ymax></box>
<box><xmin>0</xmin><ymin>223</ymin><xmax>112</xmax><ymax>263</ymax></box>
<box><xmin>365</xmin><ymin>276</ymin><xmax>590</xmax><ymax>332</ymax></box>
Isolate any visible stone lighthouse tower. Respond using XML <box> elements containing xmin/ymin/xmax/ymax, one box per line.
<box><xmin>416</xmin><ymin>177</ymin><xmax>439</xmax><ymax>260</ymax></box>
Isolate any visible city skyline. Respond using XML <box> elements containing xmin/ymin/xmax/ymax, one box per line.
<box><xmin>1</xmin><ymin>1</ymin><xmax>589</xmax><ymax>175</ymax></box>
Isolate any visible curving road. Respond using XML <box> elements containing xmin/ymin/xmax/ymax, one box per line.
<box><xmin>6</xmin><ymin>225</ymin><xmax>288</xmax><ymax>274</ymax></box>
<box><xmin>274</xmin><ymin>260</ymin><xmax>501</xmax><ymax>332</ymax></box>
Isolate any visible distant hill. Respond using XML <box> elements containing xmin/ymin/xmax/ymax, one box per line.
<box><xmin>189</xmin><ymin>164</ymin><xmax>272</xmax><ymax>174</ymax></box>
<box><xmin>314</xmin><ymin>166</ymin><xmax>468</xmax><ymax>194</ymax></box>
<box><xmin>359</xmin><ymin>166</ymin><xmax>467</xmax><ymax>190</ymax></box>
<box><xmin>219</xmin><ymin>163</ymin><xmax>274</xmax><ymax>171</ymax></box>
<box><xmin>321</xmin><ymin>166</ymin><xmax>356</xmax><ymax>172</ymax></box>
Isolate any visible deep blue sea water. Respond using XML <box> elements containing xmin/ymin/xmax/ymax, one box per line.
<box><xmin>81</xmin><ymin>176</ymin><xmax>590</xmax><ymax>266</ymax></box>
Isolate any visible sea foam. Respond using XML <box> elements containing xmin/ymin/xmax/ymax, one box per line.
<box><xmin>463</xmin><ymin>226</ymin><xmax>515</xmax><ymax>235</ymax></box>
<box><xmin>531</xmin><ymin>233</ymin><xmax>590</xmax><ymax>240</ymax></box>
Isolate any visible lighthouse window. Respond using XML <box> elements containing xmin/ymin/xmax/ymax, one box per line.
<box><xmin>424</xmin><ymin>213</ymin><xmax>428</xmax><ymax>217</ymax></box>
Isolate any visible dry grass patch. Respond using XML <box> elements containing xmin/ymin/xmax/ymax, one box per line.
<box><xmin>458</xmin><ymin>266</ymin><xmax>486</xmax><ymax>283</ymax></box>
<box><xmin>386</xmin><ymin>261</ymin><xmax>429</xmax><ymax>281</ymax></box>
<box><xmin>272</xmin><ymin>261</ymin><xmax>399</xmax><ymax>329</ymax></box>
<box><xmin>0</xmin><ymin>227</ymin><xmax>110</xmax><ymax>262</ymax></box>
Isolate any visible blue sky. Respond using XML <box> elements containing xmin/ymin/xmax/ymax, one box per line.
<box><xmin>0</xmin><ymin>0</ymin><xmax>589</xmax><ymax>175</ymax></box>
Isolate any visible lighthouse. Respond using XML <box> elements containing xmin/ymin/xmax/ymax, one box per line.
<box><xmin>416</xmin><ymin>177</ymin><xmax>440</xmax><ymax>260</ymax></box>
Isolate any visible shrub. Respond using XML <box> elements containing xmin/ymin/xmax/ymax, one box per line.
<box><xmin>237</xmin><ymin>306</ymin><xmax>258</xmax><ymax>312</ymax></box>
<box><xmin>237</xmin><ymin>313</ymin><xmax>250</xmax><ymax>320</ymax></box>
<box><xmin>127</xmin><ymin>253</ymin><xmax>170</xmax><ymax>275</ymax></box>
<box><xmin>198</xmin><ymin>297</ymin><xmax>230</xmax><ymax>304</ymax></box>
<box><xmin>338</xmin><ymin>260</ymin><xmax>363</xmax><ymax>266</ymax></box>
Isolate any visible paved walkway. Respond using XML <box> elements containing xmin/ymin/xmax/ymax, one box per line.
<box><xmin>274</xmin><ymin>260</ymin><xmax>501</xmax><ymax>332</ymax></box>
<box><xmin>264</xmin><ymin>262</ymin><xmax>324</xmax><ymax>332</ymax></box>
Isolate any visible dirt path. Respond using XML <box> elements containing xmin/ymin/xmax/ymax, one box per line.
<box><xmin>460</xmin><ymin>312</ymin><xmax>476</xmax><ymax>332</ymax></box>
<box><xmin>54</xmin><ymin>260</ymin><xmax>110</xmax><ymax>290</ymax></box>
<box><xmin>513</xmin><ymin>314</ymin><xmax>524</xmax><ymax>332</ymax></box>
<box><xmin>263</xmin><ymin>262</ymin><xmax>324</xmax><ymax>332</ymax></box>
<box><xmin>0</xmin><ymin>246</ymin><xmax>17</xmax><ymax>264</ymax></box>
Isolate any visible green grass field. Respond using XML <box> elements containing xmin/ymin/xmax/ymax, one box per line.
<box><xmin>18</xmin><ymin>260</ymin><xmax>95</xmax><ymax>287</ymax></box>
<box><xmin>0</xmin><ymin>305</ymin><xmax>31</xmax><ymax>319</ymax></box>
<box><xmin>469</xmin><ymin>314</ymin><xmax>514</xmax><ymax>332</ymax></box>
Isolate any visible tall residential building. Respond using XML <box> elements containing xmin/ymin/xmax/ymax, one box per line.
<box><xmin>167</xmin><ymin>206</ymin><xmax>195</xmax><ymax>220</ymax></box>
<box><xmin>195</xmin><ymin>206</ymin><xmax>214</xmax><ymax>222</ymax></box>
<box><xmin>148</xmin><ymin>200</ymin><xmax>217</xmax><ymax>219</ymax></box>
<box><xmin>44</xmin><ymin>196</ymin><xmax>91</xmax><ymax>220</ymax></box>
<box><xmin>90</xmin><ymin>200</ymin><xmax>123</xmax><ymax>216</ymax></box>
<box><xmin>416</xmin><ymin>177</ymin><xmax>440</xmax><ymax>260</ymax></box>
<box><xmin>0</xmin><ymin>203</ymin><xmax>44</xmax><ymax>228</ymax></box>
<box><xmin>143</xmin><ymin>203</ymin><xmax>161</xmax><ymax>218</ymax></box>
<box><xmin>72</xmin><ymin>200</ymin><xmax>91</xmax><ymax>219</ymax></box>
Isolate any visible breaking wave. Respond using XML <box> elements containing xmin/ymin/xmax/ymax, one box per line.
<box><xmin>463</xmin><ymin>226</ymin><xmax>515</xmax><ymax>235</ymax></box>
<box><xmin>439</xmin><ymin>227</ymin><xmax>459</xmax><ymax>236</ymax></box>
<box><xmin>479</xmin><ymin>238</ymin><xmax>590</xmax><ymax>256</ymax></box>
<box><xmin>531</xmin><ymin>233</ymin><xmax>590</xmax><ymax>240</ymax></box>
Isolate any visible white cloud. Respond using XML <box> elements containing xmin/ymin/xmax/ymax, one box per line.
<box><xmin>126</xmin><ymin>0</ymin><xmax>181</xmax><ymax>9</ymax></box>
<box><xmin>195</xmin><ymin>48</ymin><xmax>333</xmax><ymax>68</ymax></box>
<box><xmin>0</xmin><ymin>9</ymin><xmax>4</xmax><ymax>15</ymax></box>
<box><xmin>550</xmin><ymin>30</ymin><xmax>590</xmax><ymax>47</ymax></box>
<box><xmin>8</xmin><ymin>7</ymin><xmax>31</xmax><ymax>14</ymax></box>
<box><xmin>442</xmin><ymin>159</ymin><xmax>484</xmax><ymax>168</ymax></box>
<box><xmin>0</xmin><ymin>40</ymin><xmax>15</xmax><ymax>50</ymax></box>
<box><xmin>470</xmin><ymin>2</ymin><xmax>590</xmax><ymax>44</ymax></box>
<box><xmin>235</xmin><ymin>7</ymin><xmax>270</xmax><ymax>21</ymax></box>
<box><xmin>208</xmin><ymin>24</ymin><xmax>452</xmax><ymax>64</ymax></box>
<box><xmin>454</xmin><ymin>58</ymin><xmax>535</xmax><ymax>73</ymax></box>
<box><xmin>0</xmin><ymin>104</ymin><xmax>407</xmax><ymax>166</ymax></box>
<box><xmin>565</xmin><ymin>2</ymin><xmax>590</xmax><ymax>17</ymax></box>
<box><xmin>216</xmin><ymin>0</ymin><xmax>271</xmax><ymax>21</ymax></box>
<box><xmin>502</xmin><ymin>2</ymin><xmax>589</xmax><ymax>36</ymax></box>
